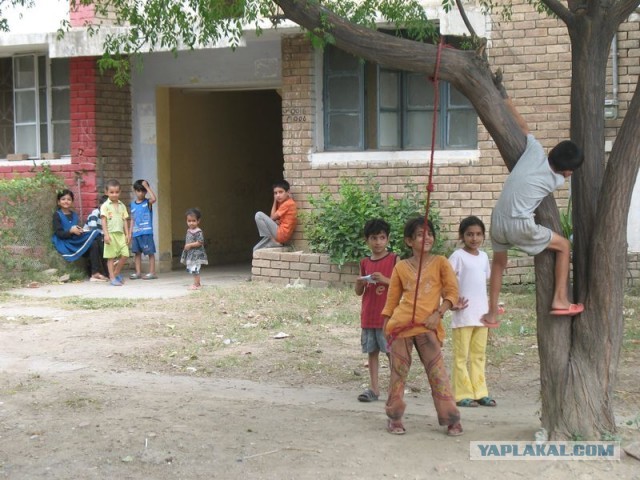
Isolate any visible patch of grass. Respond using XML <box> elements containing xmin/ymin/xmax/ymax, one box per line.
<box><xmin>0</xmin><ymin>315</ymin><xmax>50</xmax><ymax>325</ymax></box>
<box><xmin>64</xmin><ymin>396</ymin><xmax>102</xmax><ymax>409</ymax></box>
<box><xmin>63</xmin><ymin>298</ymin><xmax>142</xmax><ymax>310</ymax></box>
<box><xmin>623</xmin><ymin>291</ymin><xmax>640</xmax><ymax>351</ymax></box>
<box><xmin>1</xmin><ymin>374</ymin><xmax>43</xmax><ymax>395</ymax></box>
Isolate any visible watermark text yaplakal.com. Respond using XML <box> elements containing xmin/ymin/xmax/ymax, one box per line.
<box><xmin>470</xmin><ymin>441</ymin><xmax>620</xmax><ymax>461</ymax></box>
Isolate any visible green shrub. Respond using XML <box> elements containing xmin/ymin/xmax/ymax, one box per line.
<box><xmin>0</xmin><ymin>167</ymin><xmax>70</xmax><ymax>287</ymax></box>
<box><xmin>560</xmin><ymin>197</ymin><xmax>572</xmax><ymax>243</ymax></box>
<box><xmin>304</xmin><ymin>177</ymin><xmax>442</xmax><ymax>267</ymax></box>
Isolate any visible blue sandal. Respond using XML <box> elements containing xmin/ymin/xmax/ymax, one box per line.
<box><xmin>456</xmin><ymin>398</ymin><xmax>479</xmax><ymax>407</ymax></box>
<box><xmin>476</xmin><ymin>396</ymin><xmax>497</xmax><ymax>407</ymax></box>
<box><xmin>358</xmin><ymin>389</ymin><xmax>379</xmax><ymax>402</ymax></box>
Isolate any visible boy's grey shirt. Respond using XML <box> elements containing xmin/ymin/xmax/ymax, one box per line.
<box><xmin>493</xmin><ymin>134</ymin><xmax>565</xmax><ymax>220</ymax></box>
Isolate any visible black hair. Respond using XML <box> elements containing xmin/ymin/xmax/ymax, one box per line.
<box><xmin>105</xmin><ymin>179</ymin><xmax>121</xmax><ymax>189</ymax></box>
<box><xmin>185</xmin><ymin>208</ymin><xmax>201</xmax><ymax>220</ymax></box>
<box><xmin>57</xmin><ymin>189</ymin><xmax>74</xmax><ymax>201</ymax></box>
<box><xmin>363</xmin><ymin>218</ymin><xmax>390</xmax><ymax>238</ymax></box>
<box><xmin>133</xmin><ymin>179</ymin><xmax>147</xmax><ymax>193</ymax></box>
<box><xmin>98</xmin><ymin>194</ymin><xmax>109</xmax><ymax>206</ymax></box>
<box><xmin>404</xmin><ymin>216</ymin><xmax>436</xmax><ymax>241</ymax></box>
<box><xmin>548</xmin><ymin>141</ymin><xmax>584</xmax><ymax>171</ymax></box>
<box><xmin>272</xmin><ymin>179</ymin><xmax>290</xmax><ymax>191</ymax></box>
<box><xmin>458</xmin><ymin>215</ymin><xmax>485</xmax><ymax>238</ymax></box>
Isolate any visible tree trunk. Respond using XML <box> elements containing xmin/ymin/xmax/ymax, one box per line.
<box><xmin>275</xmin><ymin>0</ymin><xmax>640</xmax><ymax>439</ymax></box>
<box><xmin>535</xmin><ymin>10</ymin><xmax>640</xmax><ymax>439</ymax></box>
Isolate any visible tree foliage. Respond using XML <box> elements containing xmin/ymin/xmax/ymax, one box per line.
<box><xmin>65</xmin><ymin>0</ymin><xmax>437</xmax><ymax>84</ymax></box>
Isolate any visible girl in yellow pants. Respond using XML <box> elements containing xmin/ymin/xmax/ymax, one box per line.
<box><xmin>448</xmin><ymin>216</ymin><xmax>496</xmax><ymax>407</ymax></box>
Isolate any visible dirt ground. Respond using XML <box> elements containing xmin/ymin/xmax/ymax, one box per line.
<box><xmin>1</xmin><ymin>276</ymin><xmax>639</xmax><ymax>479</ymax></box>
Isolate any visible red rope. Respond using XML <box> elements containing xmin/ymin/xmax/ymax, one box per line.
<box><xmin>388</xmin><ymin>38</ymin><xmax>445</xmax><ymax>345</ymax></box>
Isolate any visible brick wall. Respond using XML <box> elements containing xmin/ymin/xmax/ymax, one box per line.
<box><xmin>252</xmin><ymin>248</ymin><xmax>536</xmax><ymax>286</ymax></box>
<box><xmin>69</xmin><ymin>2</ymin><xmax>95</xmax><ymax>27</ymax></box>
<box><xmin>252</xmin><ymin>248</ymin><xmax>359</xmax><ymax>287</ymax></box>
<box><xmin>69</xmin><ymin>57</ymin><xmax>100</xmax><ymax>217</ymax></box>
<box><xmin>0</xmin><ymin>58</ymin><xmax>132</xmax><ymax>220</ymax></box>
<box><xmin>252</xmin><ymin>249</ymin><xmax>640</xmax><ymax>287</ymax></box>
<box><xmin>69</xmin><ymin>1</ymin><xmax>116</xmax><ymax>27</ymax></box>
<box><xmin>95</xmin><ymin>67</ymin><xmax>133</xmax><ymax>203</ymax></box>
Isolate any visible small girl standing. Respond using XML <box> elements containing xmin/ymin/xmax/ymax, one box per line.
<box><xmin>448</xmin><ymin>216</ymin><xmax>496</xmax><ymax>408</ymax></box>
<box><xmin>382</xmin><ymin>217</ymin><xmax>462</xmax><ymax>436</ymax></box>
<box><xmin>180</xmin><ymin>208</ymin><xmax>208</xmax><ymax>290</ymax></box>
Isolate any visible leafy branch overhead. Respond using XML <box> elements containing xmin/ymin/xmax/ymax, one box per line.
<box><xmin>64</xmin><ymin>0</ymin><xmax>463</xmax><ymax>84</ymax></box>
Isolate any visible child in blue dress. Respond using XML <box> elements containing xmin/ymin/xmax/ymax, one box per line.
<box><xmin>52</xmin><ymin>189</ymin><xmax>108</xmax><ymax>281</ymax></box>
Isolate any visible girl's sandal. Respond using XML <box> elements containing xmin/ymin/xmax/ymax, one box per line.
<box><xmin>386</xmin><ymin>419</ymin><xmax>406</xmax><ymax>435</ymax></box>
<box><xmin>447</xmin><ymin>423</ymin><xmax>464</xmax><ymax>436</ymax></box>
<box><xmin>476</xmin><ymin>396</ymin><xmax>497</xmax><ymax>407</ymax></box>
<box><xmin>456</xmin><ymin>398</ymin><xmax>479</xmax><ymax>407</ymax></box>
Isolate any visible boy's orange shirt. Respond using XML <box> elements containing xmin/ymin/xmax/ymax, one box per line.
<box><xmin>274</xmin><ymin>197</ymin><xmax>297</xmax><ymax>244</ymax></box>
<box><xmin>382</xmin><ymin>256</ymin><xmax>458</xmax><ymax>344</ymax></box>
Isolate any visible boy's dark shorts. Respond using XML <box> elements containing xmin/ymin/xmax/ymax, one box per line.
<box><xmin>361</xmin><ymin>328</ymin><xmax>388</xmax><ymax>354</ymax></box>
<box><xmin>131</xmin><ymin>234</ymin><xmax>156</xmax><ymax>255</ymax></box>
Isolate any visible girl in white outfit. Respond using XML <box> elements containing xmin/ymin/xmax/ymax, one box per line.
<box><xmin>448</xmin><ymin>216</ymin><xmax>496</xmax><ymax>408</ymax></box>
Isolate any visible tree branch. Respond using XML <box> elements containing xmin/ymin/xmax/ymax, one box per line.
<box><xmin>454</xmin><ymin>0</ymin><xmax>478</xmax><ymax>39</ymax></box>
<box><xmin>541</xmin><ymin>0</ymin><xmax>573</xmax><ymax>24</ymax></box>
<box><xmin>610</xmin><ymin>0</ymin><xmax>640</xmax><ymax>25</ymax></box>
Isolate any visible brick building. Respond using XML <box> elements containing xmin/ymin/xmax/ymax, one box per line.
<box><xmin>0</xmin><ymin>1</ymin><xmax>638</xmax><ymax>284</ymax></box>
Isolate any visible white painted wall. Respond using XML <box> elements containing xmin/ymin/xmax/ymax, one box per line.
<box><xmin>131</xmin><ymin>36</ymin><xmax>282</xmax><ymax>181</ymax></box>
<box><xmin>130</xmin><ymin>36</ymin><xmax>282</xmax><ymax>242</ymax></box>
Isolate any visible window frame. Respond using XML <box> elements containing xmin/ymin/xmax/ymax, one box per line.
<box><xmin>323</xmin><ymin>46</ymin><xmax>477</xmax><ymax>152</ymax></box>
<box><xmin>6</xmin><ymin>53</ymin><xmax>70</xmax><ymax>160</ymax></box>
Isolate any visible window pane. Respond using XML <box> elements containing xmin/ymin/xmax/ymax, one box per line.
<box><xmin>39</xmin><ymin>88</ymin><xmax>47</xmax><ymax>122</ymax></box>
<box><xmin>449</xmin><ymin>86</ymin><xmax>472</xmax><ymax>107</ymax></box>
<box><xmin>327</xmin><ymin>77</ymin><xmax>360</xmax><ymax>111</ymax></box>
<box><xmin>53</xmin><ymin>122</ymin><xmax>70</xmax><ymax>155</ymax></box>
<box><xmin>15</xmin><ymin>91</ymin><xmax>36</xmax><ymax>123</ymax></box>
<box><xmin>38</xmin><ymin>56</ymin><xmax>46</xmax><ymax>86</ymax></box>
<box><xmin>327</xmin><ymin>113</ymin><xmax>361</xmax><ymax>149</ymax></box>
<box><xmin>40</xmin><ymin>123</ymin><xmax>48</xmax><ymax>153</ymax></box>
<box><xmin>407</xmin><ymin>73</ymin><xmax>433</xmax><ymax>108</ymax></box>
<box><xmin>406</xmin><ymin>111</ymin><xmax>432</xmax><ymax>149</ymax></box>
<box><xmin>379</xmin><ymin>70</ymin><xmax>399</xmax><ymax>109</ymax></box>
<box><xmin>0</xmin><ymin>57</ymin><xmax>14</xmax><ymax>158</ymax></box>
<box><xmin>52</xmin><ymin>89</ymin><xmax>70</xmax><ymax>121</ymax></box>
<box><xmin>327</xmin><ymin>47</ymin><xmax>359</xmax><ymax>72</ymax></box>
<box><xmin>14</xmin><ymin>57</ymin><xmax>35</xmax><ymax>88</ymax></box>
<box><xmin>448</xmin><ymin>110</ymin><xmax>477</xmax><ymax>148</ymax></box>
<box><xmin>51</xmin><ymin>59</ymin><xmax>69</xmax><ymax>86</ymax></box>
<box><xmin>15</xmin><ymin>125</ymin><xmax>37</xmax><ymax>156</ymax></box>
<box><xmin>379</xmin><ymin>112</ymin><xmax>399</xmax><ymax>149</ymax></box>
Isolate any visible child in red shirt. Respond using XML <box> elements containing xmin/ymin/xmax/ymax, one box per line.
<box><xmin>355</xmin><ymin>219</ymin><xmax>399</xmax><ymax>402</ymax></box>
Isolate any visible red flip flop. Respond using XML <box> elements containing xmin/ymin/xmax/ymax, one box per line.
<box><xmin>550</xmin><ymin>303</ymin><xmax>584</xmax><ymax>316</ymax></box>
